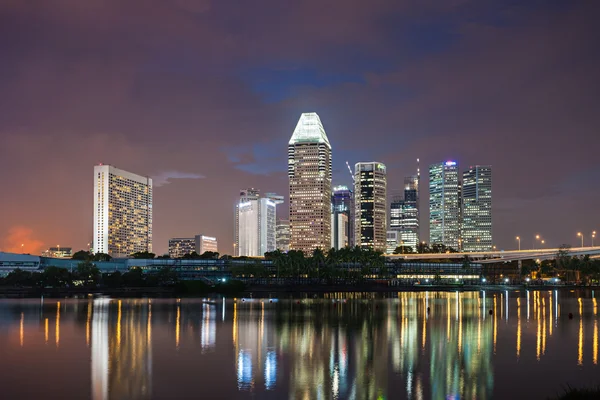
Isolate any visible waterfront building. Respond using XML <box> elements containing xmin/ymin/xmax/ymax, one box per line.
<box><xmin>389</xmin><ymin>175</ymin><xmax>420</xmax><ymax>250</ymax></box>
<box><xmin>168</xmin><ymin>238</ymin><xmax>195</xmax><ymax>258</ymax></box>
<box><xmin>462</xmin><ymin>165</ymin><xmax>493</xmax><ymax>252</ymax></box>
<box><xmin>276</xmin><ymin>219</ymin><xmax>290</xmax><ymax>252</ymax></box>
<box><xmin>429</xmin><ymin>161</ymin><xmax>460</xmax><ymax>250</ymax></box>
<box><xmin>196</xmin><ymin>235</ymin><xmax>218</xmax><ymax>255</ymax></box>
<box><xmin>93</xmin><ymin>164</ymin><xmax>152</xmax><ymax>257</ymax></box>
<box><xmin>41</xmin><ymin>247</ymin><xmax>73</xmax><ymax>258</ymax></box>
<box><xmin>386</xmin><ymin>231</ymin><xmax>399</xmax><ymax>254</ymax></box>
<box><xmin>288</xmin><ymin>112</ymin><xmax>332</xmax><ymax>253</ymax></box>
<box><xmin>331</xmin><ymin>185</ymin><xmax>353</xmax><ymax>249</ymax></box>
<box><xmin>234</xmin><ymin>188</ymin><xmax>278</xmax><ymax>257</ymax></box>
<box><xmin>354</xmin><ymin>162</ymin><xmax>387</xmax><ymax>251</ymax></box>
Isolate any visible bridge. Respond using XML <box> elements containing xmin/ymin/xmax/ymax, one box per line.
<box><xmin>385</xmin><ymin>246</ymin><xmax>600</xmax><ymax>264</ymax></box>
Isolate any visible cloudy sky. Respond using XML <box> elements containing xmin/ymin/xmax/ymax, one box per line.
<box><xmin>1</xmin><ymin>0</ymin><xmax>598</xmax><ymax>255</ymax></box>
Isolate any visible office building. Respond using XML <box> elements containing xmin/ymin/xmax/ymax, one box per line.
<box><xmin>389</xmin><ymin>174</ymin><xmax>420</xmax><ymax>250</ymax></box>
<box><xmin>331</xmin><ymin>185</ymin><xmax>353</xmax><ymax>249</ymax></box>
<box><xmin>234</xmin><ymin>188</ymin><xmax>279</xmax><ymax>257</ymax></box>
<box><xmin>288</xmin><ymin>112</ymin><xmax>332</xmax><ymax>253</ymax></box>
<box><xmin>41</xmin><ymin>247</ymin><xmax>73</xmax><ymax>258</ymax></box>
<box><xmin>168</xmin><ymin>238</ymin><xmax>195</xmax><ymax>258</ymax></box>
<box><xmin>429</xmin><ymin>161</ymin><xmax>460</xmax><ymax>249</ymax></box>
<box><xmin>462</xmin><ymin>165</ymin><xmax>492</xmax><ymax>252</ymax></box>
<box><xmin>276</xmin><ymin>219</ymin><xmax>290</xmax><ymax>252</ymax></box>
<box><xmin>354</xmin><ymin>162</ymin><xmax>387</xmax><ymax>251</ymax></box>
<box><xmin>386</xmin><ymin>231</ymin><xmax>399</xmax><ymax>254</ymax></box>
<box><xmin>196</xmin><ymin>235</ymin><xmax>218</xmax><ymax>255</ymax></box>
<box><xmin>93</xmin><ymin>164</ymin><xmax>152</xmax><ymax>257</ymax></box>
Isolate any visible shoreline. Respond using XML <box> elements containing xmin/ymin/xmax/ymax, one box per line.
<box><xmin>0</xmin><ymin>284</ymin><xmax>598</xmax><ymax>298</ymax></box>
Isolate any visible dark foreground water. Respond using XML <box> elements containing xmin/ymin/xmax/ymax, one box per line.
<box><xmin>0</xmin><ymin>290</ymin><xmax>599</xmax><ymax>400</ymax></box>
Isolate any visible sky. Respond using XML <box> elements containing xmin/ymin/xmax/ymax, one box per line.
<box><xmin>1</xmin><ymin>0</ymin><xmax>599</xmax><ymax>255</ymax></box>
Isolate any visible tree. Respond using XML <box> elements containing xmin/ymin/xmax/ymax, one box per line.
<box><xmin>76</xmin><ymin>261</ymin><xmax>100</xmax><ymax>287</ymax></box>
<box><xmin>72</xmin><ymin>250</ymin><xmax>92</xmax><ymax>261</ymax></box>
<box><xmin>200</xmin><ymin>251</ymin><xmax>219</xmax><ymax>259</ymax></box>
<box><xmin>102</xmin><ymin>271</ymin><xmax>123</xmax><ymax>288</ymax></box>
<box><xmin>122</xmin><ymin>267</ymin><xmax>145</xmax><ymax>286</ymax></box>
<box><xmin>42</xmin><ymin>266</ymin><xmax>72</xmax><ymax>287</ymax></box>
<box><xmin>393</xmin><ymin>245</ymin><xmax>414</xmax><ymax>254</ymax></box>
<box><xmin>416</xmin><ymin>242</ymin><xmax>431</xmax><ymax>254</ymax></box>
<box><xmin>92</xmin><ymin>253</ymin><xmax>112</xmax><ymax>262</ymax></box>
<box><xmin>130</xmin><ymin>251</ymin><xmax>156</xmax><ymax>259</ymax></box>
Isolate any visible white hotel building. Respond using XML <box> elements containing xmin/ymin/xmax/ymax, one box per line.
<box><xmin>93</xmin><ymin>164</ymin><xmax>152</xmax><ymax>257</ymax></box>
<box><xmin>235</xmin><ymin>189</ymin><xmax>278</xmax><ymax>257</ymax></box>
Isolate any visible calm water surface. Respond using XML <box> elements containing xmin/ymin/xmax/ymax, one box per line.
<box><xmin>0</xmin><ymin>290</ymin><xmax>599</xmax><ymax>399</ymax></box>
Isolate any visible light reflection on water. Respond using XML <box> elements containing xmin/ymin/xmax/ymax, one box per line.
<box><xmin>0</xmin><ymin>290</ymin><xmax>598</xmax><ymax>399</ymax></box>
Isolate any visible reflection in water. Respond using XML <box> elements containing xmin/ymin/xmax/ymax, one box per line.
<box><xmin>91</xmin><ymin>299</ymin><xmax>152</xmax><ymax>400</ymax></box>
<box><xmin>2</xmin><ymin>291</ymin><xmax>600</xmax><ymax>400</ymax></box>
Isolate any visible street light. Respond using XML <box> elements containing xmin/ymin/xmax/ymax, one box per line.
<box><xmin>541</xmin><ymin>240</ymin><xmax>545</xmax><ymax>248</ymax></box>
<box><xmin>592</xmin><ymin>231</ymin><xmax>596</xmax><ymax>247</ymax></box>
<box><xmin>577</xmin><ymin>232</ymin><xmax>583</xmax><ymax>248</ymax></box>
<box><xmin>516</xmin><ymin>236</ymin><xmax>521</xmax><ymax>251</ymax></box>
<box><xmin>533</xmin><ymin>234</ymin><xmax>540</xmax><ymax>250</ymax></box>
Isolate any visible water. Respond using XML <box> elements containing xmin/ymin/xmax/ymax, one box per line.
<box><xmin>0</xmin><ymin>290</ymin><xmax>598</xmax><ymax>399</ymax></box>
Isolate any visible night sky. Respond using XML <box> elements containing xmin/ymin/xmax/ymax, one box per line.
<box><xmin>1</xmin><ymin>0</ymin><xmax>599</xmax><ymax>255</ymax></box>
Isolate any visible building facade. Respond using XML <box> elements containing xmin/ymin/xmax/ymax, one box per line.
<box><xmin>234</xmin><ymin>188</ymin><xmax>278</xmax><ymax>257</ymax></box>
<box><xmin>462</xmin><ymin>165</ymin><xmax>492</xmax><ymax>252</ymax></box>
<box><xmin>41</xmin><ymin>247</ymin><xmax>73</xmax><ymax>258</ymax></box>
<box><xmin>93</xmin><ymin>164</ymin><xmax>152</xmax><ymax>257</ymax></box>
<box><xmin>389</xmin><ymin>175</ymin><xmax>420</xmax><ymax>251</ymax></box>
<box><xmin>196</xmin><ymin>235</ymin><xmax>218</xmax><ymax>255</ymax></box>
<box><xmin>331</xmin><ymin>185</ymin><xmax>353</xmax><ymax>249</ymax></box>
<box><xmin>429</xmin><ymin>161</ymin><xmax>460</xmax><ymax>250</ymax></box>
<box><xmin>386</xmin><ymin>231</ymin><xmax>399</xmax><ymax>254</ymax></box>
<box><xmin>168</xmin><ymin>238</ymin><xmax>195</xmax><ymax>258</ymax></box>
<box><xmin>276</xmin><ymin>219</ymin><xmax>290</xmax><ymax>252</ymax></box>
<box><xmin>288</xmin><ymin>112</ymin><xmax>332</xmax><ymax>253</ymax></box>
<box><xmin>354</xmin><ymin>162</ymin><xmax>387</xmax><ymax>251</ymax></box>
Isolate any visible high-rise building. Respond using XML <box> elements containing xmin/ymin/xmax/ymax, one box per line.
<box><xmin>389</xmin><ymin>174</ymin><xmax>420</xmax><ymax>251</ymax></box>
<box><xmin>331</xmin><ymin>185</ymin><xmax>353</xmax><ymax>249</ymax></box>
<box><xmin>355</xmin><ymin>162</ymin><xmax>387</xmax><ymax>251</ymax></box>
<box><xmin>386</xmin><ymin>231</ymin><xmax>399</xmax><ymax>254</ymax></box>
<box><xmin>195</xmin><ymin>235</ymin><xmax>218</xmax><ymax>255</ymax></box>
<box><xmin>168</xmin><ymin>238</ymin><xmax>195</xmax><ymax>258</ymax></box>
<box><xmin>462</xmin><ymin>165</ymin><xmax>492</xmax><ymax>252</ymax></box>
<box><xmin>276</xmin><ymin>219</ymin><xmax>290</xmax><ymax>252</ymax></box>
<box><xmin>234</xmin><ymin>188</ymin><xmax>278</xmax><ymax>257</ymax></box>
<box><xmin>288</xmin><ymin>112</ymin><xmax>332</xmax><ymax>254</ymax></box>
<box><xmin>93</xmin><ymin>164</ymin><xmax>152</xmax><ymax>257</ymax></box>
<box><xmin>429</xmin><ymin>161</ymin><xmax>460</xmax><ymax>250</ymax></box>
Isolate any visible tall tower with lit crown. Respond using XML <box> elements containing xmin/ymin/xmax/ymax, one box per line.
<box><xmin>288</xmin><ymin>113</ymin><xmax>332</xmax><ymax>253</ymax></box>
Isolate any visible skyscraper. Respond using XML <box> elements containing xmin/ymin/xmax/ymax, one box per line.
<box><xmin>355</xmin><ymin>162</ymin><xmax>387</xmax><ymax>251</ymax></box>
<box><xmin>276</xmin><ymin>219</ymin><xmax>290</xmax><ymax>252</ymax></box>
<box><xmin>235</xmin><ymin>188</ymin><xmax>278</xmax><ymax>257</ymax></box>
<box><xmin>331</xmin><ymin>185</ymin><xmax>353</xmax><ymax>249</ymax></box>
<box><xmin>288</xmin><ymin>112</ymin><xmax>332</xmax><ymax>253</ymax></box>
<box><xmin>93</xmin><ymin>164</ymin><xmax>152</xmax><ymax>257</ymax></box>
<box><xmin>389</xmin><ymin>174</ymin><xmax>420</xmax><ymax>251</ymax></box>
<box><xmin>429</xmin><ymin>161</ymin><xmax>460</xmax><ymax>250</ymax></box>
<box><xmin>462</xmin><ymin>165</ymin><xmax>492</xmax><ymax>252</ymax></box>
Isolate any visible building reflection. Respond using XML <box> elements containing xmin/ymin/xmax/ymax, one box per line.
<box><xmin>91</xmin><ymin>299</ymin><xmax>152</xmax><ymax>400</ymax></box>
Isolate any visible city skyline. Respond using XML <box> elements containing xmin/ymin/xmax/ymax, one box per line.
<box><xmin>1</xmin><ymin>1</ymin><xmax>599</xmax><ymax>255</ymax></box>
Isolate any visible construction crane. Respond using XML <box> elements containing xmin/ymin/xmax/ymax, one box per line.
<box><xmin>345</xmin><ymin>161</ymin><xmax>355</xmax><ymax>182</ymax></box>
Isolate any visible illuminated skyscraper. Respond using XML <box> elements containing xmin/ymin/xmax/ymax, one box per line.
<box><xmin>288</xmin><ymin>112</ymin><xmax>332</xmax><ymax>253</ymax></box>
<box><xmin>331</xmin><ymin>185</ymin><xmax>353</xmax><ymax>249</ymax></box>
<box><xmin>462</xmin><ymin>165</ymin><xmax>492</xmax><ymax>252</ymax></box>
<box><xmin>429</xmin><ymin>161</ymin><xmax>460</xmax><ymax>249</ymax></box>
<box><xmin>389</xmin><ymin>174</ymin><xmax>420</xmax><ymax>250</ymax></box>
<box><xmin>93</xmin><ymin>164</ymin><xmax>152</xmax><ymax>257</ymax></box>
<box><xmin>276</xmin><ymin>219</ymin><xmax>290</xmax><ymax>252</ymax></box>
<box><xmin>354</xmin><ymin>162</ymin><xmax>387</xmax><ymax>251</ymax></box>
<box><xmin>234</xmin><ymin>188</ymin><xmax>278</xmax><ymax>256</ymax></box>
